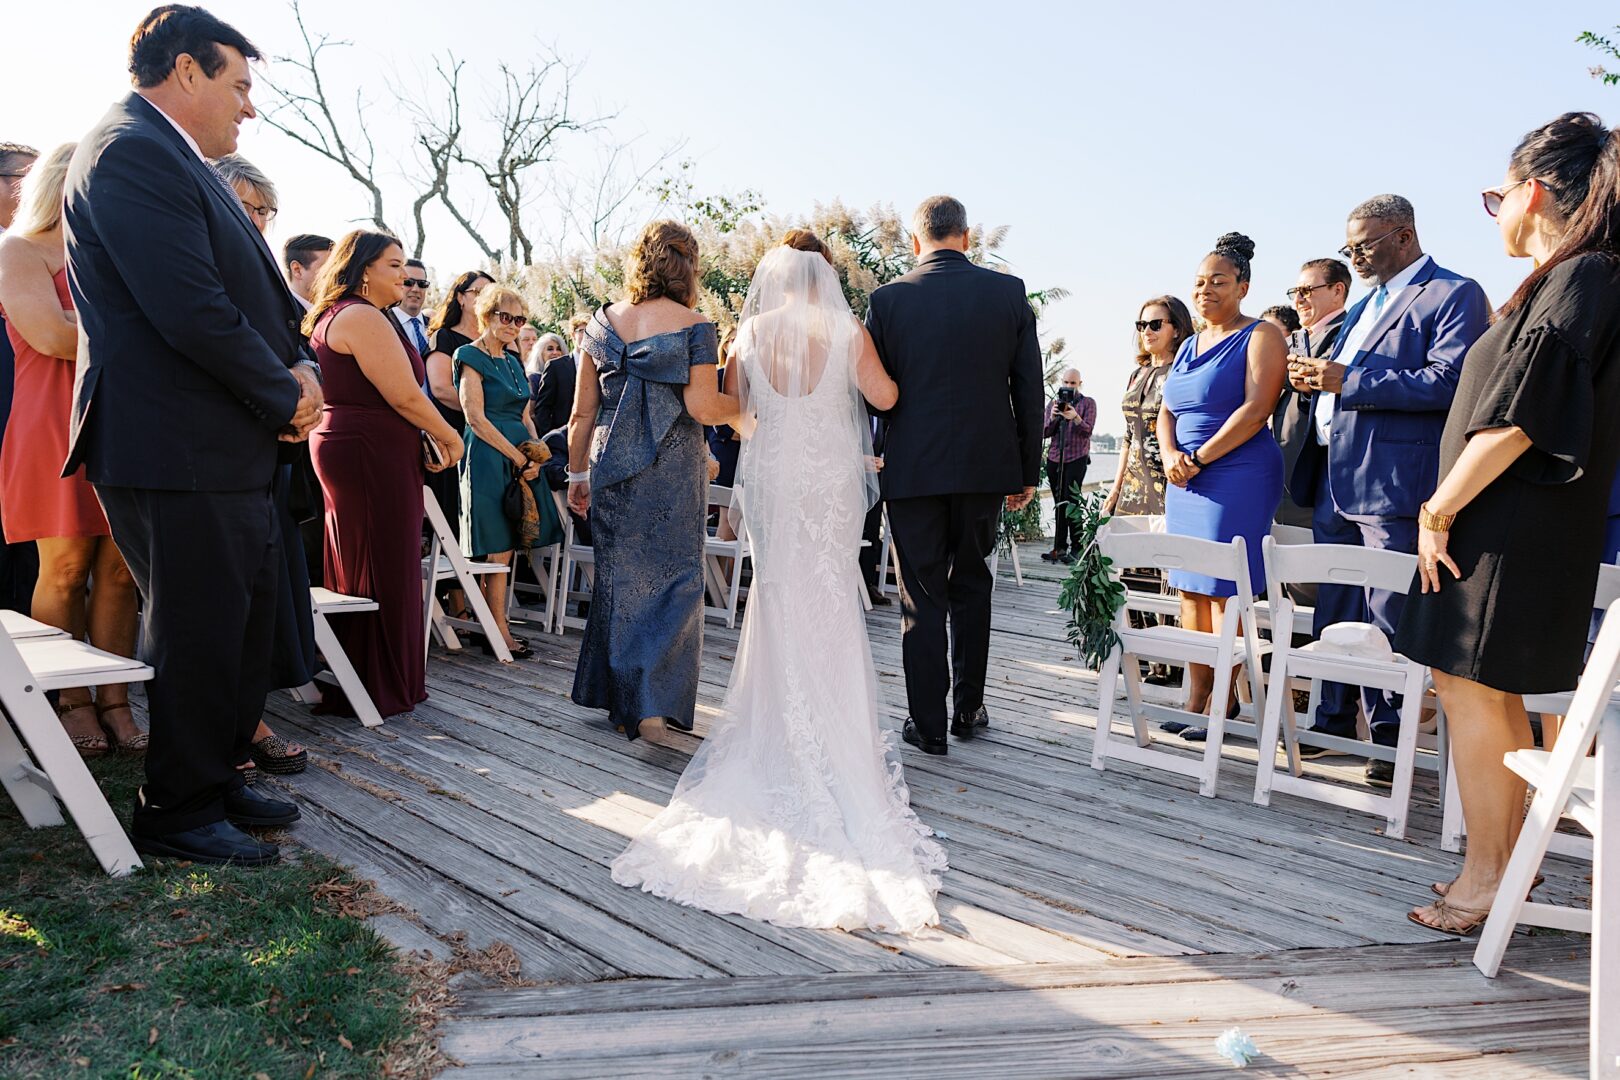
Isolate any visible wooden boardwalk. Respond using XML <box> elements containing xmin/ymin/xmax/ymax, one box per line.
<box><xmin>265</xmin><ymin>544</ymin><xmax>1592</xmax><ymax>1078</ymax></box>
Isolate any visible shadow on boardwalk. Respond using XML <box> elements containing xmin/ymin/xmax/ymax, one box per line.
<box><xmin>264</xmin><ymin>542</ymin><xmax>1590</xmax><ymax>1078</ymax></box>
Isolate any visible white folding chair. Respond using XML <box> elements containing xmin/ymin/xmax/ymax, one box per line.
<box><xmin>555</xmin><ymin>489</ymin><xmax>595</xmax><ymax>634</ymax></box>
<box><xmin>1441</xmin><ymin>562</ymin><xmax>1620</xmax><ymax>855</ymax></box>
<box><xmin>1090</xmin><ymin>532</ymin><xmax>1267</xmax><ymax>798</ymax></box>
<box><xmin>294</xmin><ymin>587</ymin><xmax>387</xmax><ymax>728</ymax></box>
<box><xmin>877</xmin><ymin>505</ymin><xmax>901</xmax><ymax>598</ymax></box>
<box><xmin>421</xmin><ymin>485</ymin><xmax>512</xmax><ymax>663</ymax></box>
<box><xmin>0</xmin><ymin>625</ymin><xmax>152</xmax><ymax>877</ymax></box>
<box><xmin>703</xmin><ymin>485</ymin><xmax>751</xmax><ymax>628</ymax></box>
<box><xmin>1473</xmin><ymin>598</ymin><xmax>1620</xmax><ymax>1076</ymax></box>
<box><xmin>987</xmin><ymin>539</ymin><xmax>1024</xmax><ymax>589</ymax></box>
<box><xmin>509</xmin><ymin>537</ymin><xmax>565</xmax><ymax>638</ymax></box>
<box><xmin>1100</xmin><ymin>516</ymin><xmax>1180</xmax><ymax>622</ymax></box>
<box><xmin>1252</xmin><ymin>537</ymin><xmax>1432</xmax><ymax>838</ymax></box>
<box><xmin>1251</xmin><ymin>522</ymin><xmax>1317</xmax><ymax>639</ymax></box>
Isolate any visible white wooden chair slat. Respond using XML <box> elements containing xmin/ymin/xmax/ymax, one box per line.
<box><xmin>702</xmin><ymin>485</ymin><xmax>752</xmax><ymax>628</ymax></box>
<box><xmin>1472</xmin><ymin>597</ymin><xmax>1620</xmax><ymax>1078</ymax></box>
<box><xmin>421</xmin><ymin>485</ymin><xmax>512</xmax><ymax>663</ymax></box>
<box><xmin>0</xmin><ymin>623</ymin><xmax>150</xmax><ymax>877</ymax></box>
<box><xmin>1</xmin><ymin>610</ymin><xmax>67</xmax><ymax>639</ymax></box>
<box><xmin>1090</xmin><ymin>531</ymin><xmax>1269</xmax><ymax>799</ymax></box>
<box><xmin>555</xmin><ymin>489</ymin><xmax>597</xmax><ymax>634</ymax></box>
<box><xmin>1252</xmin><ymin>537</ymin><xmax>1429</xmax><ymax>838</ymax></box>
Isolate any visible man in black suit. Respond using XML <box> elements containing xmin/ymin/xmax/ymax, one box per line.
<box><xmin>1274</xmin><ymin>258</ymin><xmax>1351</xmax><ymax>527</ymax></box>
<box><xmin>534</xmin><ymin>313</ymin><xmax>586</xmax><ymax>435</ymax></box>
<box><xmin>64</xmin><ymin>5</ymin><xmax>322</xmax><ymax>865</ymax></box>
<box><xmin>865</xmin><ymin>196</ymin><xmax>1043</xmax><ymax>755</ymax></box>
<box><xmin>857</xmin><ymin>411</ymin><xmax>890</xmax><ymax>606</ymax></box>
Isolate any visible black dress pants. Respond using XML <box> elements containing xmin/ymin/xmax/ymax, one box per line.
<box><xmin>859</xmin><ymin>500</ymin><xmax>884</xmax><ymax>589</ymax></box>
<box><xmin>886</xmin><ymin>492</ymin><xmax>1003</xmax><ymax>741</ymax></box>
<box><xmin>1045</xmin><ymin>456</ymin><xmax>1089</xmax><ymax>552</ymax></box>
<box><xmin>95</xmin><ymin>485</ymin><xmax>282</xmax><ymax>835</ymax></box>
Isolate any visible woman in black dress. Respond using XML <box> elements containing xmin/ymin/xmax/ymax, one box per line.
<box><xmin>1396</xmin><ymin>112</ymin><xmax>1620</xmax><ymax>934</ymax></box>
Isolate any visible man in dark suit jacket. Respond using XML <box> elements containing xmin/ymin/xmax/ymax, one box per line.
<box><xmin>1273</xmin><ymin>258</ymin><xmax>1351</xmax><ymax>528</ymax></box>
<box><xmin>865</xmin><ymin>196</ymin><xmax>1043</xmax><ymax>755</ymax></box>
<box><xmin>64</xmin><ymin>7</ymin><xmax>322</xmax><ymax>864</ymax></box>
<box><xmin>533</xmin><ymin>315</ymin><xmax>585</xmax><ymax>436</ymax></box>
<box><xmin>858</xmin><ymin>411</ymin><xmax>889</xmax><ymax>605</ymax></box>
<box><xmin>1289</xmin><ymin>196</ymin><xmax>1489</xmax><ymax>784</ymax></box>
<box><xmin>0</xmin><ymin>141</ymin><xmax>40</xmax><ymax>615</ymax></box>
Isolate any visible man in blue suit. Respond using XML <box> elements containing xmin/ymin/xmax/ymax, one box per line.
<box><xmin>1288</xmin><ymin>194</ymin><xmax>1490</xmax><ymax>787</ymax></box>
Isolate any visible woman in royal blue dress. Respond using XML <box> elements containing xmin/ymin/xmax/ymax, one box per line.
<box><xmin>1158</xmin><ymin>233</ymin><xmax>1288</xmax><ymax>736</ymax></box>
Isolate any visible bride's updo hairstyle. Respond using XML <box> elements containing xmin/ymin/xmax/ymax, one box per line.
<box><xmin>625</xmin><ymin>219</ymin><xmax>700</xmax><ymax>307</ymax></box>
<box><xmin>781</xmin><ymin>228</ymin><xmax>834</xmax><ymax>266</ymax></box>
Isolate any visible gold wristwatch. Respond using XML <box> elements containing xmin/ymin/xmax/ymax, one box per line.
<box><xmin>1418</xmin><ymin>502</ymin><xmax>1456</xmax><ymax>532</ymax></box>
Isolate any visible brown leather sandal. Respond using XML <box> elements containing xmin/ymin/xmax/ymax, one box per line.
<box><xmin>96</xmin><ymin>702</ymin><xmax>148</xmax><ymax>755</ymax></box>
<box><xmin>1407</xmin><ymin>897</ymin><xmax>1492</xmax><ymax>936</ymax></box>
<box><xmin>1432</xmin><ymin>873</ymin><xmax>1543</xmax><ymax>899</ymax></box>
<box><xmin>57</xmin><ymin>699</ymin><xmax>108</xmax><ymax>758</ymax></box>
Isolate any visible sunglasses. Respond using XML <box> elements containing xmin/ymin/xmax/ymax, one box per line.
<box><xmin>1285</xmin><ymin>283</ymin><xmax>1332</xmax><ymax>302</ymax></box>
<box><xmin>1135</xmin><ymin>318</ymin><xmax>1167</xmax><ymax>332</ymax></box>
<box><xmin>1481</xmin><ymin>178</ymin><xmax>1536</xmax><ymax>218</ymax></box>
<box><xmin>1338</xmin><ymin>226</ymin><xmax>1403</xmax><ymax>261</ymax></box>
<box><xmin>402</xmin><ymin>277</ymin><xmax>430</xmax><ymax>289</ymax></box>
<box><xmin>491</xmin><ymin>311</ymin><xmax>526</xmax><ymax>326</ymax></box>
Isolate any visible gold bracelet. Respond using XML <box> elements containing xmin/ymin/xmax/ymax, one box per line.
<box><xmin>1418</xmin><ymin>502</ymin><xmax>1456</xmax><ymax>532</ymax></box>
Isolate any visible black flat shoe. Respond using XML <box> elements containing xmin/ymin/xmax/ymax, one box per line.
<box><xmin>223</xmin><ymin>785</ymin><xmax>301</xmax><ymax>828</ymax></box>
<box><xmin>1159</xmin><ymin>720</ymin><xmax>1190</xmax><ymax>735</ymax></box>
<box><xmin>950</xmin><ymin>706</ymin><xmax>989</xmax><ymax>740</ymax></box>
<box><xmin>481</xmin><ymin>635</ymin><xmax>533</xmax><ymax>660</ymax></box>
<box><xmin>1365</xmin><ymin>759</ymin><xmax>1395</xmax><ymax>789</ymax></box>
<box><xmin>902</xmin><ymin>719</ymin><xmax>948</xmax><ymax>756</ymax></box>
<box><xmin>866</xmin><ymin>587</ymin><xmax>892</xmax><ymax>607</ymax></box>
<box><xmin>132</xmin><ymin>820</ymin><xmax>280</xmax><ymax>866</ymax></box>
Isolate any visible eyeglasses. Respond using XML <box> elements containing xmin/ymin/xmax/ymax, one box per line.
<box><xmin>1134</xmin><ymin>318</ymin><xmax>1166</xmax><ymax>332</ymax></box>
<box><xmin>1285</xmin><ymin>283</ymin><xmax>1332</xmax><ymax>302</ymax></box>
<box><xmin>1482</xmin><ymin>178</ymin><xmax>1537</xmax><ymax>218</ymax></box>
<box><xmin>242</xmin><ymin>201</ymin><xmax>277</xmax><ymax>222</ymax></box>
<box><xmin>1338</xmin><ymin>226</ymin><xmax>1403</xmax><ymax>261</ymax></box>
<box><xmin>491</xmin><ymin>311</ymin><xmax>526</xmax><ymax>326</ymax></box>
<box><xmin>402</xmin><ymin>277</ymin><xmax>430</xmax><ymax>289</ymax></box>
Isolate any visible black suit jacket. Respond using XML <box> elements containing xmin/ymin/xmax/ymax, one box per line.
<box><xmin>1275</xmin><ymin>310</ymin><xmax>1346</xmax><ymax>514</ymax></box>
<box><xmin>864</xmin><ymin>250</ymin><xmax>1043</xmax><ymax>500</ymax></box>
<box><xmin>63</xmin><ymin>93</ymin><xmax>303</xmax><ymax>491</ymax></box>
<box><xmin>534</xmin><ymin>352</ymin><xmax>577</xmax><ymax>436</ymax></box>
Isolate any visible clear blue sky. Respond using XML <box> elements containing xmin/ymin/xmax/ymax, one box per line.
<box><xmin>8</xmin><ymin>1</ymin><xmax>1619</xmax><ymax>434</ymax></box>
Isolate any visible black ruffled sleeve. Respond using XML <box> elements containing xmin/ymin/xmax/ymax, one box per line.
<box><xmin>1465</xmin><ymin>254</ymin><xmax>1620</xmax><ymax>485</ymax></box>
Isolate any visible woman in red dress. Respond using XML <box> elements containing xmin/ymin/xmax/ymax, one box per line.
<box><xmin>306</xmin><ymin>231</ymin><xmax>463</xmax><ymax>719</ymax></box>
<box><xmin>0</xmin><ymin>143</ymin><xmax>140</xmax><ymax>757</ymax></box>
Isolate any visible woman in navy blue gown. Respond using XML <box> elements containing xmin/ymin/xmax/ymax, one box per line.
<box><xmin>1158</xmin><ymin>233</ymin><xmax>1287</xmax><ymax>734</ymax></box>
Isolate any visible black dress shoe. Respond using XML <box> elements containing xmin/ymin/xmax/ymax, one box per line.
<box><xmin>132</xmin><ymin>820</ymin><xmax>280</xmax><ymax>866</ymax></box>
<box><xmin>950</xmin><ymin>706</ymin><xmax>989</xmax><ymax>740</ymax></box>
<box><xmin>901</xmin><ymin>719</ymin><xmax>947</xmax><ymax>756</ymax></box>
<box><xmin>223</xmin><ymin>785</ymin><xmax>301</xmax><ymax>828</ymax></box>
<box><xmin>866</xmin><ymin>586</ymin><xmax>892</xmax><ymax>607</ymax></box>
<box><xmin>1365</xmin><ymin>759</ymin><xmax>1395</xmax><ymax>789</ymax></box>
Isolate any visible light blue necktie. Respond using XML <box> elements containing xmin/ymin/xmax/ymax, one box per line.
<box><xmin>1371</xmin><ymin>284</ymin><xmax>1388</xmax><ymax>317</ymax></box>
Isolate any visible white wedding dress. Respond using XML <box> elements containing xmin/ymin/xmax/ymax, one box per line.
<box><xmin>611</xmin><ymin>248</ymin><xmax>946</xmax><ymax>934</ymax></box>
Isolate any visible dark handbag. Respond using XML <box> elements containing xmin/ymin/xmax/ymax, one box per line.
<box><xmin>501</xmin><ymin>463</ymin><xmax>527</xmax><ymax>522</ymax></box>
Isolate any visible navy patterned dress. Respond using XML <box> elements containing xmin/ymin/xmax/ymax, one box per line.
<box><xmin>571</xmin><ymin>309</ymin><xmax>718</xmax><ymax>739</ymax></box>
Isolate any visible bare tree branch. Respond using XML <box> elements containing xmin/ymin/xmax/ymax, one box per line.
<box><xmin>401</xmin><ymin>55</ymin><xmax>498</xmax><ymax>260</ymax></box>
<box><xmin>258</xmin><ymin>0</ymin><xmax>389</xmax><ymax>232</ymax></box>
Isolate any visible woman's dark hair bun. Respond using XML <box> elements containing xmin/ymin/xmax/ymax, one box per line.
<box><xmin>1213</xmin><ymin>232</ymin><xmax>1256</xmax><ymax>262</ymax></box>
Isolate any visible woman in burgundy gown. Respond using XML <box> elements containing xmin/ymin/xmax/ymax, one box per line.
<box><xmin>305</xmin><ymin>231</ymin><xmax>463</xmax><ymax>719</ymax></box>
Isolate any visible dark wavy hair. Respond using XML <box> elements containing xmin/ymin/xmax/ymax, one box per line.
<box><xmin>1133</xmin><ymin>295</ymin><xmax>1194</xmax><ymax>366</ymax></box>
<box><xmin>1502</xmin><ymin>111</ymin><xmax>1620</xmax><ymax>316</ymax></box>
<box><xmin>301</xmin><ymin>230</ymin><xmax>401</xmax><ymax>336</ymax></box>
<box><xmin>1261</xmin><ymin>305</ymin><xmax>1301</xmax><ymax>333</ymax></box>
<box><xmin>128</xmin><ymin>5</ymin><xmax>260</xmax><ymax>88</ymax></box>
<box><xmin>429</xmin><ymin>269</ymin><xmax>495</xmax><ymax>335</ymax></box>
<box><xmin>1208</xmin><ymin>232</ymin><xmax>1256</xmax><ymax>284</ymax></box>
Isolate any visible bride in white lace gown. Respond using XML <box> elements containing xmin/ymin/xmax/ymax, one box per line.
<box><xmin>611</xmin><ymin>241</ymin><xmax>947</xmax><ymax>934</ymax></box>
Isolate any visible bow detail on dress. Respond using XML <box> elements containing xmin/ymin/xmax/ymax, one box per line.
<box><xmin>590</xmin><ymin>316</ymin><xmax>707</xmax><ymax>489</ymax></box>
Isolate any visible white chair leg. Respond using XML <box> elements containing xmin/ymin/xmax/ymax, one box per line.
<box><xmin>310</xmin><ymin>612</ymin><xmax>385</xmax><ymax>729</ymax></box>
<box><xmin>0</xmin><ymin>712</ymin><xmax>65</xmax><ymax>827</ymax></box>
<box><xmin>1009</xmin><ymin>542</ymin><xmax>1024</xmax><ymax>587</ymax></box>
<box><xmin>1441</xmin><ymin>736</ymin><xmax>1466</xmax><ymax>854</ymax></box>
<box><xmin>461</xmin><ymin>571</ymin><xmax>511</xmax><ymax>663</ymax></box>
<box><xmin>1383</xmin><ymin>668</ymin><xmax>1425</xmax><ymax>840</ymax></box>
<box><xmin>1121</xmin><ymin>654</ymin><xmax>1151</xmax><ymax>747</ymax></box>
<box><xmin>1092</xmin><ymin>645</ymin><xmax>1123</xmax><ymax>771</ymax></box>
<box><xmin>1594</xmin><ymin>728</ymin><xmax>1618</xmax><ymax>1079</ymax></box>
<box><xmin>726</xmin><ymin>552</ymin><xmax>744</xmax><ymax>629</ymax></box>
<box><xmin>1253</xmin><ymin>649</ymin><xmax>1289</xmax><ymax>806</ymax></box>
<box><xmin>1474</xmin><ymin>778</ymin><xmax>1571</xmax><ymax>977</ymax></box>
<box><xmin>1</xmin><ymin>687</ymin><xmax>141</xmax><ymax>876</ymax></box>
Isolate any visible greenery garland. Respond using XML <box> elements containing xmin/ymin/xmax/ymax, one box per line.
<box><xmin>1056</xmin><ymin>488</ymin><xmax>1125</xmax><ymax>669</ymax></box>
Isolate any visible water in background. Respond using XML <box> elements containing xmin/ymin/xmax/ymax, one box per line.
<box><xmin>1038</xmin><ymin>452</ymin><xmax>1119</xmax><ymax>535</ymax></box>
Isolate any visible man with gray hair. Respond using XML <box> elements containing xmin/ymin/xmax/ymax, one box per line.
<box><xmin>1287</xmin><ymin>194</ymin><xmax>1489</xmax><ymax>786</ymax></box>
<box><xmin>865</xmin><ymin>195</ymin><xmax>1043</xmax><ymax>756</ymax></box>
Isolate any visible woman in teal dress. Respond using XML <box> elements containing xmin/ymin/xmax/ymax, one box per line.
<box><xmin>452</xmin><ymin>285</ymin><xmax>562</xmax><ymax>660</ymax></box>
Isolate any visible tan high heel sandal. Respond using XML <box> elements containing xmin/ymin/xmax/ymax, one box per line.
<box><xmin>57</xmin><ymin>699</ymin><xmax>109</xmax><ymax>758</ymax></box>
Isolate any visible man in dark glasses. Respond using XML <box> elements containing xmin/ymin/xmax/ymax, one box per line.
<box><xmin>1286</xmin><ymin>194</ymin><xmax>1490</xmax><ymax>786</ymax></box>
<box><xmin>1274</xmin><ymin>258</ymin><xmax>1351</xmax><ymax>529</ymax></box>
<box><xmin>392</xmin><ymin>258</ymin><xmax>432</xmax><ymax>357</ymax></box>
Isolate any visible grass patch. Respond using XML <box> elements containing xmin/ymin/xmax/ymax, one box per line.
<box><xmin>0</xmin><ymin>756</ymin><xmax>445</xmax><ymax>1078</ymax></box>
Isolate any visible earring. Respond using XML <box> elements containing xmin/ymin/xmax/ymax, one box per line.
<box><xmin>361</xmin><ymin>280</ymin><xmax>370</xmax><ymax>298</ymax></box>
